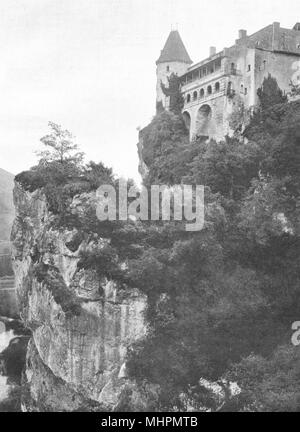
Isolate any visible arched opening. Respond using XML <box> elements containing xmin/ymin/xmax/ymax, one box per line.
<box><xmin>200</xmin><ymin>88</ymin><xmax>205</xmax><ymax>98</ymax></box>
<box><xmin>186</xmin><ymin>94</ymin><xmax>191</xmax><ymax>103</ymax></box>
<box><xmin>215</xmin><ymin>82</ymin><xmax>220</xmax><ymax>92</ymax></box>
<box><xmin>227</xmin><ymin>81</ymin><xmax>234</xmax><ymax>98</ymax></box>
<box><xmin>182</xmin><ymin>111</ymin><xmax>191</xmax><ymax>132</ymax></box>
<box><xmin>193</xmin><ymin>91</ymin><xmax>198</xmax><ymax>101</ymax></box>
<box><xmin>207</xmin><ymin>85</ymin><xmax>212</xmax><ymax>95</ymax></box>
<box><xmin>196</xmin><ymin>104</ymin><xmax>212</xmax><ymax>138</ymax></box>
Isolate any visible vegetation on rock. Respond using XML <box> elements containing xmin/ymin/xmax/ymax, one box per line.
<box><xmin>128</xmin><ymin>77</ymin><xmax>300</xmax><ymax>411</ymax></box>
<box><xmin>15</xmin><ymin>78</ymin><xmax>300</xmax><ymax>410</ymax></box>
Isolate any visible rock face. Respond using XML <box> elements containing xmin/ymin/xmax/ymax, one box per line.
<box><xmin>137</xmin><ymin>127</ymin><xmax>149</xmax><ymax>182</ymax></box>
<box><xmin>0</xmin><ymin>168</ymin><xmax>14</xmax><ymax>243</ymax></box>
<box><xmin>11</xmin><ymin>184</ymin><xmax>148</xmax><ymax>411</ymax></box>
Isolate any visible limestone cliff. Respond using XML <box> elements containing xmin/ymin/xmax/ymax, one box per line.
<box><xmin>0</xmin><ymin>167</ymin><xmax>14</xmax><ymax>243</ymax></box>
<box><xmin>11</xmin><ymin>183</ymin><xmax>148</xmax><ymax>411</ymax></box>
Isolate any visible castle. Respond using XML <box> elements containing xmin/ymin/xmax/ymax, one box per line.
<box><xmin>156</xmin><ymin>22</ymin><xmax>300</xmax><ymax>140</ymax></box>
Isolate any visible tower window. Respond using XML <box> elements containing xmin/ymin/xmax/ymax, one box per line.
<box><xmin>247</xmin><ymin>64</ymin><xmax>251</xmax><ymax>72</ymax></box>
<box><xmin>166</xmin><ymin>65</ymin><xmax>170</xmax><ymax>72</ymax></box>
<box><xmin>244</xmin><ymin>87</ymin><xmax>248</xmax><ymax>95</ymax></box>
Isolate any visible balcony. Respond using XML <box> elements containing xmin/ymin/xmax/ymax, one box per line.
<box><xmin>184</xmin><ymin>86</ymin><xmax>225</xmax><ymax>108</ymax></box>
<box><xmin>181</xmin><ymin>65</ymin><xmax>241</xmax><ymax>93</ymax></box>
<box><xmin>182</xmin><ymin>68</ymin><xmax>225</xmax><ymax>92</ymax></box>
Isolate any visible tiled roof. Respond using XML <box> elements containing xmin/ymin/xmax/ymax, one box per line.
<box><xmin>156</xmin><ymin>30</ymin><xmax>192</xmax><ymax>64</ymax></box>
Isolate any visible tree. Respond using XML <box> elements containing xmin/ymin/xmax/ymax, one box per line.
<box><xmin>226</xmin><ymin>346</ymin><xmax>300</xmax><ymax>411</ymax></box>
<box><xmin>183</xmin><ymin>136</ymin><xmax>261</xmax><ymax>200</ymax></box>
<box><xmin>161</xmin><ymin>73</ymin><xmax>184</xmax><ymax>114</ymax></box>
<box><xmin>257</xmin><ymin>74</ymin><xmax>287</xmax><ymax>111</ymax></box>
<box><xmin>37</xmin><ymin>121</ymin><xmax>84</xmax><ymax>165</ymax></box>
<box><xmin>140</xmin><ymin>110</ymin><xmax>190</xmax><ymax>185</ymax></box>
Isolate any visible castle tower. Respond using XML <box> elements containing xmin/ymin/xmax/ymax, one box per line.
<box><xmin>156</xmin><ymin>30</ymin><xmax>192</xmax><ymax>111</ymax></box>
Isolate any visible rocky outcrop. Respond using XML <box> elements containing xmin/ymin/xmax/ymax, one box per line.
<box><xmin>0</xmin><ymin>168</ymin><xmax>14</xmax><ymax>243</ymax></box>
<box><xmin>137</xmin><ymin>127</ymin><xmax>149</xmax><ymax>182</ymax></box>
<box><xmin>11</xmin><ymin>184</ymin><xmax>148</xmax><ymax>411</ymax></box>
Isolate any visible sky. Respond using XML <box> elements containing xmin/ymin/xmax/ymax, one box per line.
<box><xmin>0</xmin><ymin>0</ymin><xmax>299</xmax><ymax>182</ymax></box>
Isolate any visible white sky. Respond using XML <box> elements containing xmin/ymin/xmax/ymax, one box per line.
<box><xmin>0</xmin><ymin>0</ymin><xmax>299</xmax><ymax>181</ymax></box>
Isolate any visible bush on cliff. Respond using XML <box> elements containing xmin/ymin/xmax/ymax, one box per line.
<box><xmin>33</xmin><ymin>263</ymin><xmax>82</xmax><ymax>316</ymax></box>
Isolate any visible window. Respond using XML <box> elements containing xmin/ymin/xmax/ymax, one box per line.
<box><xmin>240</xmin><ymin>84</ymin><xmax>244</xmax><ymax>93</ymax></box>
<box><xmin>244</xmin><ymin>87</ymin><xmax>248</xmax><ymax>95</ymax></box>
<box><xmin>187</xmin><ymin>94</ymin><xmax>191</xmax><ymax>103</ymax></box>
<box><xmin>166</xmin><ymin>65</ymin><xmax>170</xmax><ymax>72</ymax></box>
<box><xmin>193</xmin><ymin>91</ymin><xmax>198</xmax><ymax>101</ymax></box>
<box><xmin>263</xmin><ymin>60</ymin><xmax>266</xmax><ymax>70</ymax></box>
<box><xmin>247</xmin><ymin>64</ymin><xmax>251</xmax><ymax>72</ymax></box>
<box><xmin>207</xmin><ymin>85</ymin><xmax>212</xmax><ymax>95</ymax></box>
<box><xmin>215</xmin><ymin>82</ymin><xmax>220</xmax><ymax>92</ymax></box>
<box><xmin>200</xmin><ymin>88</ymin><xmax>205</xmax><ymax>98</ymax></box>
<box><xmin>215</xmin><ymin>59</ymin><xmax>221</xmax><ymax>70</ymax></box>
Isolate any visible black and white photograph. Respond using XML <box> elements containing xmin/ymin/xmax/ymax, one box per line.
<box><xmin>0</xmin><ymin>0</ymin><xmax>300</xmax><ymax>417</ymax></box>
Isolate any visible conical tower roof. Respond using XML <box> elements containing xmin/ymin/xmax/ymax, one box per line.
<box><xmin>156</xmin><ymin>30</ymin><xmax>192</xmax><ymax>64</ymax></box>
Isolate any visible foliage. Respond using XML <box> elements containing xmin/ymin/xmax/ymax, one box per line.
<box><xmin>33</xmin><ymin>263</ymin><xmax>82</xmax><ymax>316</ymax></box>
<box><xmin>257</xmin><ymin>73</ymin><xmax>287</xmax><ymax>111</ymax></box>
<box><xmin>125</xmin><ymin>77</ymin><xmax>300</xmax><ymax>410</ymax></box>
<box><xmin>140</xmin><ymin>111</ymin><xmax>191</xmax><ymax>185</ymax></box>
<box><xmin>15</xmin><ymin>80</ymin><xmax>300</xmax><ymax>411</ymax></box>
<box><xmin>226</xmin><ymin>346</ymin><xmax>300</xmax><ymax>411</ymax></box>
<box><xmin>16</xmin><ymin>122</ymin><xmax>114</xmax><ymax>217</ymax></box>
<box><xmin>183</xmin><ymin>136</ymin><xmax>261</xmax><ymax>200</ymax></box>
<box><xmin>289</xmin><ymin>79</ymin><xmax>300</xmax><ymax>97</ymax></box>
<box><xmin>160</xmin><ymin>73</ymin><xmax>184</xmax><ymax>114</ymax></box>
<box><xmin>37</xmin><ymin>121</ymin><xmax>84</xmax><ymax>165</ymax></box>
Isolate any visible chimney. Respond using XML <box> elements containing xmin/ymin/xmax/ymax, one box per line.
<box><xmin>238</xmin><ymin>29</ymin><xmax>247</xmax><ymax>39</ymax></box>
<box><xmin>272</xmin><ymin>22</ymin><xmax>280</xmax><ymax>50</ymax></box>
<box><xmin>209</xmin><ymin>46</ymin><xmax>216</xmax><ymax>57</ymax></box>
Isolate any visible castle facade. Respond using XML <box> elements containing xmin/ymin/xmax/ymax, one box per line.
<box><xmin>156</xmin><ymin>22</ymin><xmax>300</xmax><ymax>140</ymax></box>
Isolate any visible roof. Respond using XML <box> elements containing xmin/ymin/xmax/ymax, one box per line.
<box><xmin>156</xmin><ymin>30</ymin><xmax>192</xmax><ymax>64</ymax></box>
